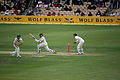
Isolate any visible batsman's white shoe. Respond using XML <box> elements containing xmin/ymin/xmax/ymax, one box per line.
<box><xmin>17</xmin><ymin>55</ymin><xmax>21</xmax><ymax>58</ymax></box>
<box><xmin>10</xmin><ymin>52</ymin><xmax>16</xmax><ymax>56</ymax></box>
<box><xmin>52</xmin><ymin>50</ymin><xmax>56</xmax><ymax>54</ymax></box>
<box><xmin>81</xmin><ymin>52</ymin><xmax>84</xmax><ymax>55</ymax></box>
<box><xmin>77</xmin><ymin>52</ymin><xmax>83</xmax><ymax>55</ymax></box>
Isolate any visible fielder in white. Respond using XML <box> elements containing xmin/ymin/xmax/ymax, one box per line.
<box><xmin>10</xmin><ymin>34</ymin><xmax>23</xmax><ymax>57</ymax></box>
<box><xmin>33</xmin><ymin>33</ymin><xmax>56</xmax><ymax>54</ymax></box>
<box><xmin>73</xmin><ymin>33</ymin><xmax>85</xmax><ymax>55</ymax></box>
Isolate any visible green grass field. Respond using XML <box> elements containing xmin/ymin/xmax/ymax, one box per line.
<box><xmin>0</xmin><ymin>24</ymin><xmax>120</xmax><ymax>80</ymax></box>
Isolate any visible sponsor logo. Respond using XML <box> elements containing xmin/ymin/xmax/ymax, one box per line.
<box><xmin>65</xmin><ymin>18</ymin><xmax>74</xmax><ymax>23</ymax></box>
<box><xmin>116</xmin><ymin>18</ymin><xmax>120</xmax><ymax>23</ymax></box>
<box><xmin>14</xmin><ymin>17</ymin><xmax>22</xmax><ymax>20</ymax></box>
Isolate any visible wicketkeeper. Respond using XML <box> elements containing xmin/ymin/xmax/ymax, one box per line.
<box><xmin>73</xmin><ymin>33</ymin><xmax>85</xmax><ymax>55</ymax></box>
<box><xmin>10</xmin><ymin>34</ymin><xmax>23</xmax><ymax>57</ymax></box>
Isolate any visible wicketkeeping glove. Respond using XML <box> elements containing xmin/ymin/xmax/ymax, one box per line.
<box><xmin>74</xmin><ymin>41</ymin><xmax>77</xmax><ymax>44</ymax></box>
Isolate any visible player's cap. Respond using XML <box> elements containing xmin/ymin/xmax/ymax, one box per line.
<box><xmin>73</xmin><ymin>33</ymin><xmax>77</xmax><ymax>36</ymax></box>
<box><xmin>17</xmin><ymin>34</ymin><xmax>21</xmax><ymax>38</ymax></box>
<box><xmin>39</xmin><ymin>33</ymin><xmax>43</xmax><ymax>36</ymax></box>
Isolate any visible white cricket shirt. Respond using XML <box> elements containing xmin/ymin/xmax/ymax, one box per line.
<box><xmin>75</xmin><ymin>36</ymin><xmax>84</xmax><ymax>43</ymax></box>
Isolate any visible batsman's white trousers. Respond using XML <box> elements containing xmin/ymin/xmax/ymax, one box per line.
<box><xmin>77</xmin><ymin>41</ymin><xmax>84</xmax><ymax>54</ymax></box>
<box><xmin>37</xmin><ymin>43</ymin><xmax>54</xmax><ymax>53</ymax></box>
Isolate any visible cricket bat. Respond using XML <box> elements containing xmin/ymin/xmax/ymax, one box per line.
<box><xmin>29</xmin><ymin>33</ymin><xmax>36</xmax><ymax>40</ymax></box>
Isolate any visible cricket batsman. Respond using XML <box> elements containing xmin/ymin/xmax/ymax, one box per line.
<box><xmin>10</xmin><ymin>34</ymin><xmax>23</xmax><ymax>57</ymax></box>
<box><xmin>30</xmin><ymin>33</ymin><xmax>56</xmax><ymax>54</ymax></box>
<box><xmin>73</xmin><ymin>33</ymin><xmax>85</xmax><ymax>55</ymax></box>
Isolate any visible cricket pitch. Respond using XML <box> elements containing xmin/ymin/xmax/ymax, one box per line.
<box><xmin>0</xmin><ymin>51</ymin><xmax>106</xmax><ymax>56</ymax></box>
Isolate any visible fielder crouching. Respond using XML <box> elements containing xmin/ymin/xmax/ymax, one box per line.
<box><xmin>10</xmin><ymin>34</ymin><xmax>23</xmax><ymax>57</ymax></box>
